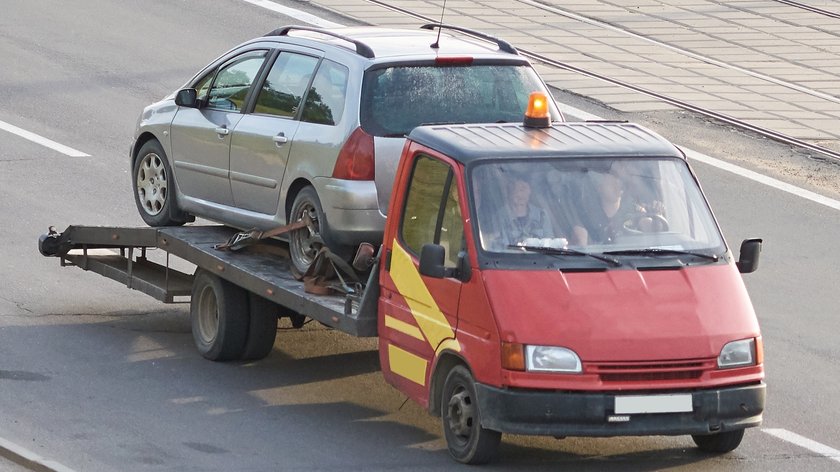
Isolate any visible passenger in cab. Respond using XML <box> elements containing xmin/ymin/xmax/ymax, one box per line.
<box><xmin>484</xmin><ymin>175</ymin><xmax>555</xmax><ymax>249</ymax></box>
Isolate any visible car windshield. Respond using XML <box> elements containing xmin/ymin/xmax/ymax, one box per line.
<box><xmin>361</xmin><ymin>64</ymin><xmax>559</xmax><ymax>137</ymax></box>
<box><xmin>471</xmin><ymin>157</ymin><xmax>725</xmax><ymax>258</ymax></box>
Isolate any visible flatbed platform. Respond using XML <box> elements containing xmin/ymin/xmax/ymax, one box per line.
<box><xmin>40</xmin><ymin>225</ymin><xmax>378</xmax><ymax>337</ymax></box>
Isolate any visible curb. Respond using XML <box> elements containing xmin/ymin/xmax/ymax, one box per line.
<box><xmin>0</xmin><ymin>436</ymin><xmax>75</xmax><ymax>472</ymax></box>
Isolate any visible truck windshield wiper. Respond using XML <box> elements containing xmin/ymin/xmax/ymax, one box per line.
<box><xmin>603</xmin><ymin>248</ymin><xmax>719</xmax><ymax>261</ymax></box>
<box><xmin>510</xmin><ymin>245</ymin><xmax>622</xmax><ymax>266</ymax></box>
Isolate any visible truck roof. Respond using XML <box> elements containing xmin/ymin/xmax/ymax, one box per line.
<box><xmin>406</xmin><ymin>122</ymin><xmax>684</xmax><ymax>164</ymax></box>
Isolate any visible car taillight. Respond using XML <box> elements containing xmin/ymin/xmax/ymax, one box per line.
<box><xmin>333</xmin><ymin>127</ymin><xmax>375</xmax><ymax>180</ymax></box>
<box><xmin>435</xmin><ymin>56</ymin><xmax>474</xmax><ymax>65</ymax></box>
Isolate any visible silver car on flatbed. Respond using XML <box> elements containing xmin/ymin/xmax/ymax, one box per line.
<box><xmin>131</xmin><ymin>24</ymin><xmax>562</xmax><ymax>272</ymax></box>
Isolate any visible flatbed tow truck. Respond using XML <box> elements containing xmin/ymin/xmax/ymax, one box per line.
<box><xmin>39</xmin><ymin>95</ymin><xmax>765</xmax><ymax>464</ymax></box>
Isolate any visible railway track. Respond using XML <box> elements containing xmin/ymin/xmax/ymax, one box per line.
<box><xmin>365</xmin><ymin>0</ymin><xmax>840</xmax><ymax>163</ymax></box>
<box><xmin>771</xmin><ymin>0</ymin><xmax>840</xmax><ymax>20</ymax></box>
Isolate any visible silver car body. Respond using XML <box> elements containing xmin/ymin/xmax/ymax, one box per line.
<box><xmin>131</xmin><ymin>27</ymin><xmax>561</xmax><ymax>246</ymax></box>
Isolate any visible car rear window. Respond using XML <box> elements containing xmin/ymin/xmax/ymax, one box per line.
<box><xmin>361</xmin><ymin>64</ymin><xmax>558</xmax><ymax>137</ymax></box>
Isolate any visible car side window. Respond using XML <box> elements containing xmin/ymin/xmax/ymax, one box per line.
<box><xmin>301</xmin><ymin>59</ymin><xmax>349</xmax><ymax>126</ymax></box>
<box><xmin>206</xmin><ymin>50</ymin><xmax>267</xmax><ymax>112</ymax></box>
<box><xmin>194</xmin><ymin>72</ymin><xmax>214</xmax><ymax>103</ymax></box>
<box><xmin>254</xmin><ymin>52</ymin><xmax>319</xmax><ymax>118</ymax></box>
<box><xmin>400</xmin><ymin>155</ymin><xmax>464</xmax><ymax>267</ymax></box>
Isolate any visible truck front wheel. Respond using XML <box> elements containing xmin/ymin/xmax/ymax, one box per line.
<box><xmin>190</xmin><ymin>270</ymin><xmax>249</xmax><ymax>361</ymax></box>
<box><xmin>441</xmin><ymin>365</ymin><xmax>501</xmax><ymax>464</ymax></box>
<box><xmin>692</xmin><ymin>429</ymin><xmax>745</xmax><ymax>453</ymax></box>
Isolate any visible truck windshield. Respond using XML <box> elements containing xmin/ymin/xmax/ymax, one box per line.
<box><xmin>471</xmin><ymin>157</ymin><xmax>725</xmax><ymax>258</ymax></box>
<box><xmin>361</xmin><ymin>64</ymin><xmax>560</xmax><ymax>137</ymax></box>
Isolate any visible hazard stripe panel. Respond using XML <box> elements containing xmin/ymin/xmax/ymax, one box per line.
<box><xmin>388</xmin><ymin>344</ymin><xmax>428</xmax><ymax>386</ymax></box>
<box><xmin>385</xmin><ymin>314</ymin><xmax>425</xmax><ymax>341</ymax></box>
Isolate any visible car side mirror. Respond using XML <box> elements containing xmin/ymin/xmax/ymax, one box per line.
<box><xmin>175</xmin><ymin>88</ymin><xmax>198</xmax><ymax>108</ymax></box>
<box><xmin>736</xmin><ymin>238</ymin><xmax>762</xmax><ymax>273</ymax></box>
<box><xmin>419</xmin><ymin>244</ymin><xmax>446</xmax><ymax>278</ymax></box>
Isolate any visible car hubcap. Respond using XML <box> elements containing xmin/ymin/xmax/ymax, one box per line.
<box><xmin>292</xmin><ymin>202</ymin><xmax>323</xmax><ymax>268</ymax></box>
<box><xmin>447</xmin><ymin>388</ymin><xmax>475</xmax><ymax>441</ymax></box>
<box><xmin>137</xmin><ymin>153</ymin><xmax>167</xmax><ymax>216</ymax></box>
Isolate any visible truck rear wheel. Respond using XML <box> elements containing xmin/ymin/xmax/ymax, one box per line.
<box><xmin>692</xmin><ymin>429</ymin><xmax>745</xmax><ymax>453</ymax></box>
<box><xmin>190</xmin><ymin>270</ymin><xmax>249</xmax><ymax>361</ymax></box>
<box><xmin>441</xmin><ymin>365</ymin><xmax>501</xmax><ymax>464</ymax></box>
<box><xmin>240</xmin><ymin>292</ymin><xmax>279</xmax><ymax>361</ymax></box>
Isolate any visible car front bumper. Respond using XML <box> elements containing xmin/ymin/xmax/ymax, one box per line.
<box><xmin>475</xmin><ymin>382</ymin><xmax>765</xmax><ymax>437</ymax></box>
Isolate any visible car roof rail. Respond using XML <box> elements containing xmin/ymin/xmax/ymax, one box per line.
<box><xmin>265</xmin><ymin>25</ymin><xmax>375</xmax><ymax>59</ymax></box>
<box><xmin>420</xmin><ymin>23</ymin><xmax>518</xmax><ymax>55</ymax></box>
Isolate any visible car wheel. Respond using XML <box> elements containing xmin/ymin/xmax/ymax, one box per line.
<box><xmin>133</xmin><ymin>140</ymin><xmax>189</xmax><ymax>227</ymax></box>
<box><xmin>692</xmin><ymin>429</ymin><xmax>745</xmax><ymax>453</ymax></box>
<box><xmin>239</xmin><ymin>292</ymin><xmax>279</xmax><ymax>361</ymax></box>
<box><xmin>190</xmin><ymin>270</ymin><xmax>249</xmax><ymax>361</ymax></box>
<box><xmin>441</xmin><ymin>365</ymin><xmax>501</xmax><ymax>464</ymax></box>
<box><xmin>289</xmin><ymin>186</ymin><xmax>329</xmax><ymax>274</ymax></box>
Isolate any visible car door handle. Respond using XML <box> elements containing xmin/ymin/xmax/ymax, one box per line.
<box><xmin>273</xmin><ymin>134</ymin><xmax>288</xmax><ymax>145</ymax></box>
<box><xmin>215</xmin><ymin>126</ymin><xmax>230</xmax><ymax>136</ymax></box>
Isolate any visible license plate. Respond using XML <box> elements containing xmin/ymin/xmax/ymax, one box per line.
<box><xmin>614</xmin><ymin>394</ymin><xmax>693</xmax><ymax>414</ymax></box>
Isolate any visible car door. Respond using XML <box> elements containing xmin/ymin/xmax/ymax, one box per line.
<box><xmin>170</xmin><ymin>50</ymin><xmax>268</xmax><ymax>206</ymax></box>
<box><xmin>379</xmin><ymin>153</ymin><xmax>467</xmax><ymax>400</ymax></box>
<box><xmin>229</xmin><ymin>51</ymin><xmax>320</xmax><ymax>215</ymax></box>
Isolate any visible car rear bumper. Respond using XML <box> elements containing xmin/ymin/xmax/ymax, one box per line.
<box><xmin>313</xmin><ymin>177</ymin><xmax>386</xmax><ymax>246</ymax></box>
<box><xmin>475</xmin><ymin>382</ymin><xmax>765</xmax><ymax>436</ymax></box>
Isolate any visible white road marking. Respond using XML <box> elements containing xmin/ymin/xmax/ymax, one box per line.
<box><xmin>0</xmin><ymin>120</ymin><xmax>89</xmax><ymax>158</ymax></box>
<box><xmin>555</xmin><ymin>102</ymin><xmax>840</xmax><ymax>212</ymax></box>
<box><xmin>241</xmin><ymin>0</ymin><xmax>344</xmax><ymax>28</ymax></box>
<box><xmin>0</xmin><ymin>435</ymin><xmax>78</xmax><ymax>472</ymax></box>
<box><xmin>763</xmin><ymin>428</ymin><xmax>840</xmax><ymax>463</ymax></box>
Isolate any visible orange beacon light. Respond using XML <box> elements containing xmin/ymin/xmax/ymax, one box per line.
<box><xmin>524</xmin><ymin>91</ymin><xmax>551</xmax><ymax>128</ymax></box>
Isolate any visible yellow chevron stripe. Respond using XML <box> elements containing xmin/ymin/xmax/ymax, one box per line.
<box><xmin>389</xmin><ymin>242</ymin><xmax>460</xmax><ymax>352</ymax></box>
<box><xmin>388</xmin><ymin>344</ymin><xmax>428</xmax><ymax>385</ymax></box>
<box><xmin>385</xmin><ymin>314</ymin><xmax>425</xmax><ymax>341</ymax></box>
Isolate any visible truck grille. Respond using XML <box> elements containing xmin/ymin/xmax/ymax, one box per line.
<box><xmin>590</xmin><ymin>359</ymin><xmax>715</xmax><ymax>382</ymax></box>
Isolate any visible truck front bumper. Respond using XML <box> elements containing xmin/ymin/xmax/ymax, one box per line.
<box><xmin>475</xmin><ymin>382</ymin><xmax>765</xmax><ymax>436</ymax></box>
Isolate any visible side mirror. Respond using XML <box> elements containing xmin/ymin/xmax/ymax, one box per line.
<box><xmin>419</xmin><ymin>244</ymin><xmax>446</xmax><ymax>278</ymax></box>
<box><xmin>736</xmin><ymin>238</ymin><xmax>762</xmax><ymax>274</ymax></box>
<box><xmin>175</xmin><ymin>88</ymin><xmax>198</xmax><ymax>108</ymax></box>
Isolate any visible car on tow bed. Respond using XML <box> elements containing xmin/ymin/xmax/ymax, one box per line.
<box><xmin>130</xmin><ymin>24</ymin><xmax>563</xmax><ymax>273</ymax></box>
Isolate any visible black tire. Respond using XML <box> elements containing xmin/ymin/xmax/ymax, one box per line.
<box><xmin>289</xmin><ymin>186</ymin><xmax>329</xmax><ymax>274</ymax></box>
<box><xmin>132</xmin><ymin>140</ymin><xmax>189</xmax><ymax>227</ymax></box>
<box><xmin>190</xmin><ymin>270</ymin><xmax>249</xmax><ymax>361</ymax></box>
<box><xmin>441</xmin><ymin>365</ymin><xmax>501</xmax><ymax>464</ymax></box>
<box><xmin>240</xmin><ymin>292</ymin><xmax>279</xmax><ymax>361</ymax></box>
<box><xmin>692</xmin><ymin>429</ymin><xmax>745</xmax><ymax>453</ymax></box>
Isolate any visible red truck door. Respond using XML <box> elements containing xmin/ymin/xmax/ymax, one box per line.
<box><xmin>379</xmin><ymin>152</ymin><xmax>468</xmax><ymax>405</ymax></box>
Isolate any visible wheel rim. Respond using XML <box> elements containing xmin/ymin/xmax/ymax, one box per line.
<box><xmin>290</xmin><ymin>201</ymin><xmax>323</xmax><ymax>270</ymax></box>
<box><xmin>136</xmin><ymin>152</ymin><xmax>168</xmax><ymax>216</ymax></box>
<box><xmin>196</xmin><ymin>285</ymin><xmax>219</xmax><ymax>345</ymax></box>
<box><xmin>446</xmin><ymin>385</ymin><xmax>475</xmax><ymax>446</ymax></box>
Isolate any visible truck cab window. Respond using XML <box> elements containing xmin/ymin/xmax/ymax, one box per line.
<box><xmin>400</xmin><ymin>155</ymin><xmax>464</xmax><ymax>266</ymax></box>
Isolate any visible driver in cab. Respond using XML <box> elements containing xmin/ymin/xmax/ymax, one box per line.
<box><xmin>573</xmin><ymin>164</ymin><xmax>665</xmax><ymax>245</ymax></box>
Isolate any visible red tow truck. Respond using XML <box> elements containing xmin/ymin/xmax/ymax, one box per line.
<box><xmin>40</xmin><ymin>94</ymin><xmax>764</xmax><ymax>464</ymax></box>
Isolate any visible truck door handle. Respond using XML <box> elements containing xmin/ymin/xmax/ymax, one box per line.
<box><xmin>273</xmin><ymin>133</ymin><xmax>288</xmax><ymax>146</ymax></box>
<box><xmin>215</xmin><ymin>126</ymin><xmax>230</xmax><ymax>136</ymax></box>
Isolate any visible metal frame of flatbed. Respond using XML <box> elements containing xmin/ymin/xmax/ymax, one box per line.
<box><xmin>44</xmin><ymin>225</ymin><xmax>379</xmax><ymax>337</ymax></box>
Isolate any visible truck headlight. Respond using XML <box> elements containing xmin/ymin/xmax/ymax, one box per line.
<box><xmin>718</xmin><ymin>338</ymin><xmax>756</xmax><ymax>368</ymax></box>
<box><xmin>525</xmin><ymin>345</ymin><xmax>582</xmax><ymax>373</ymax></box>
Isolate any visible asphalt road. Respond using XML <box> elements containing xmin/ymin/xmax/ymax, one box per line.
<box><xmin>1</xmin><ymin>1</ymin><xmax>839</xmax><ymax>470</ymax></box>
